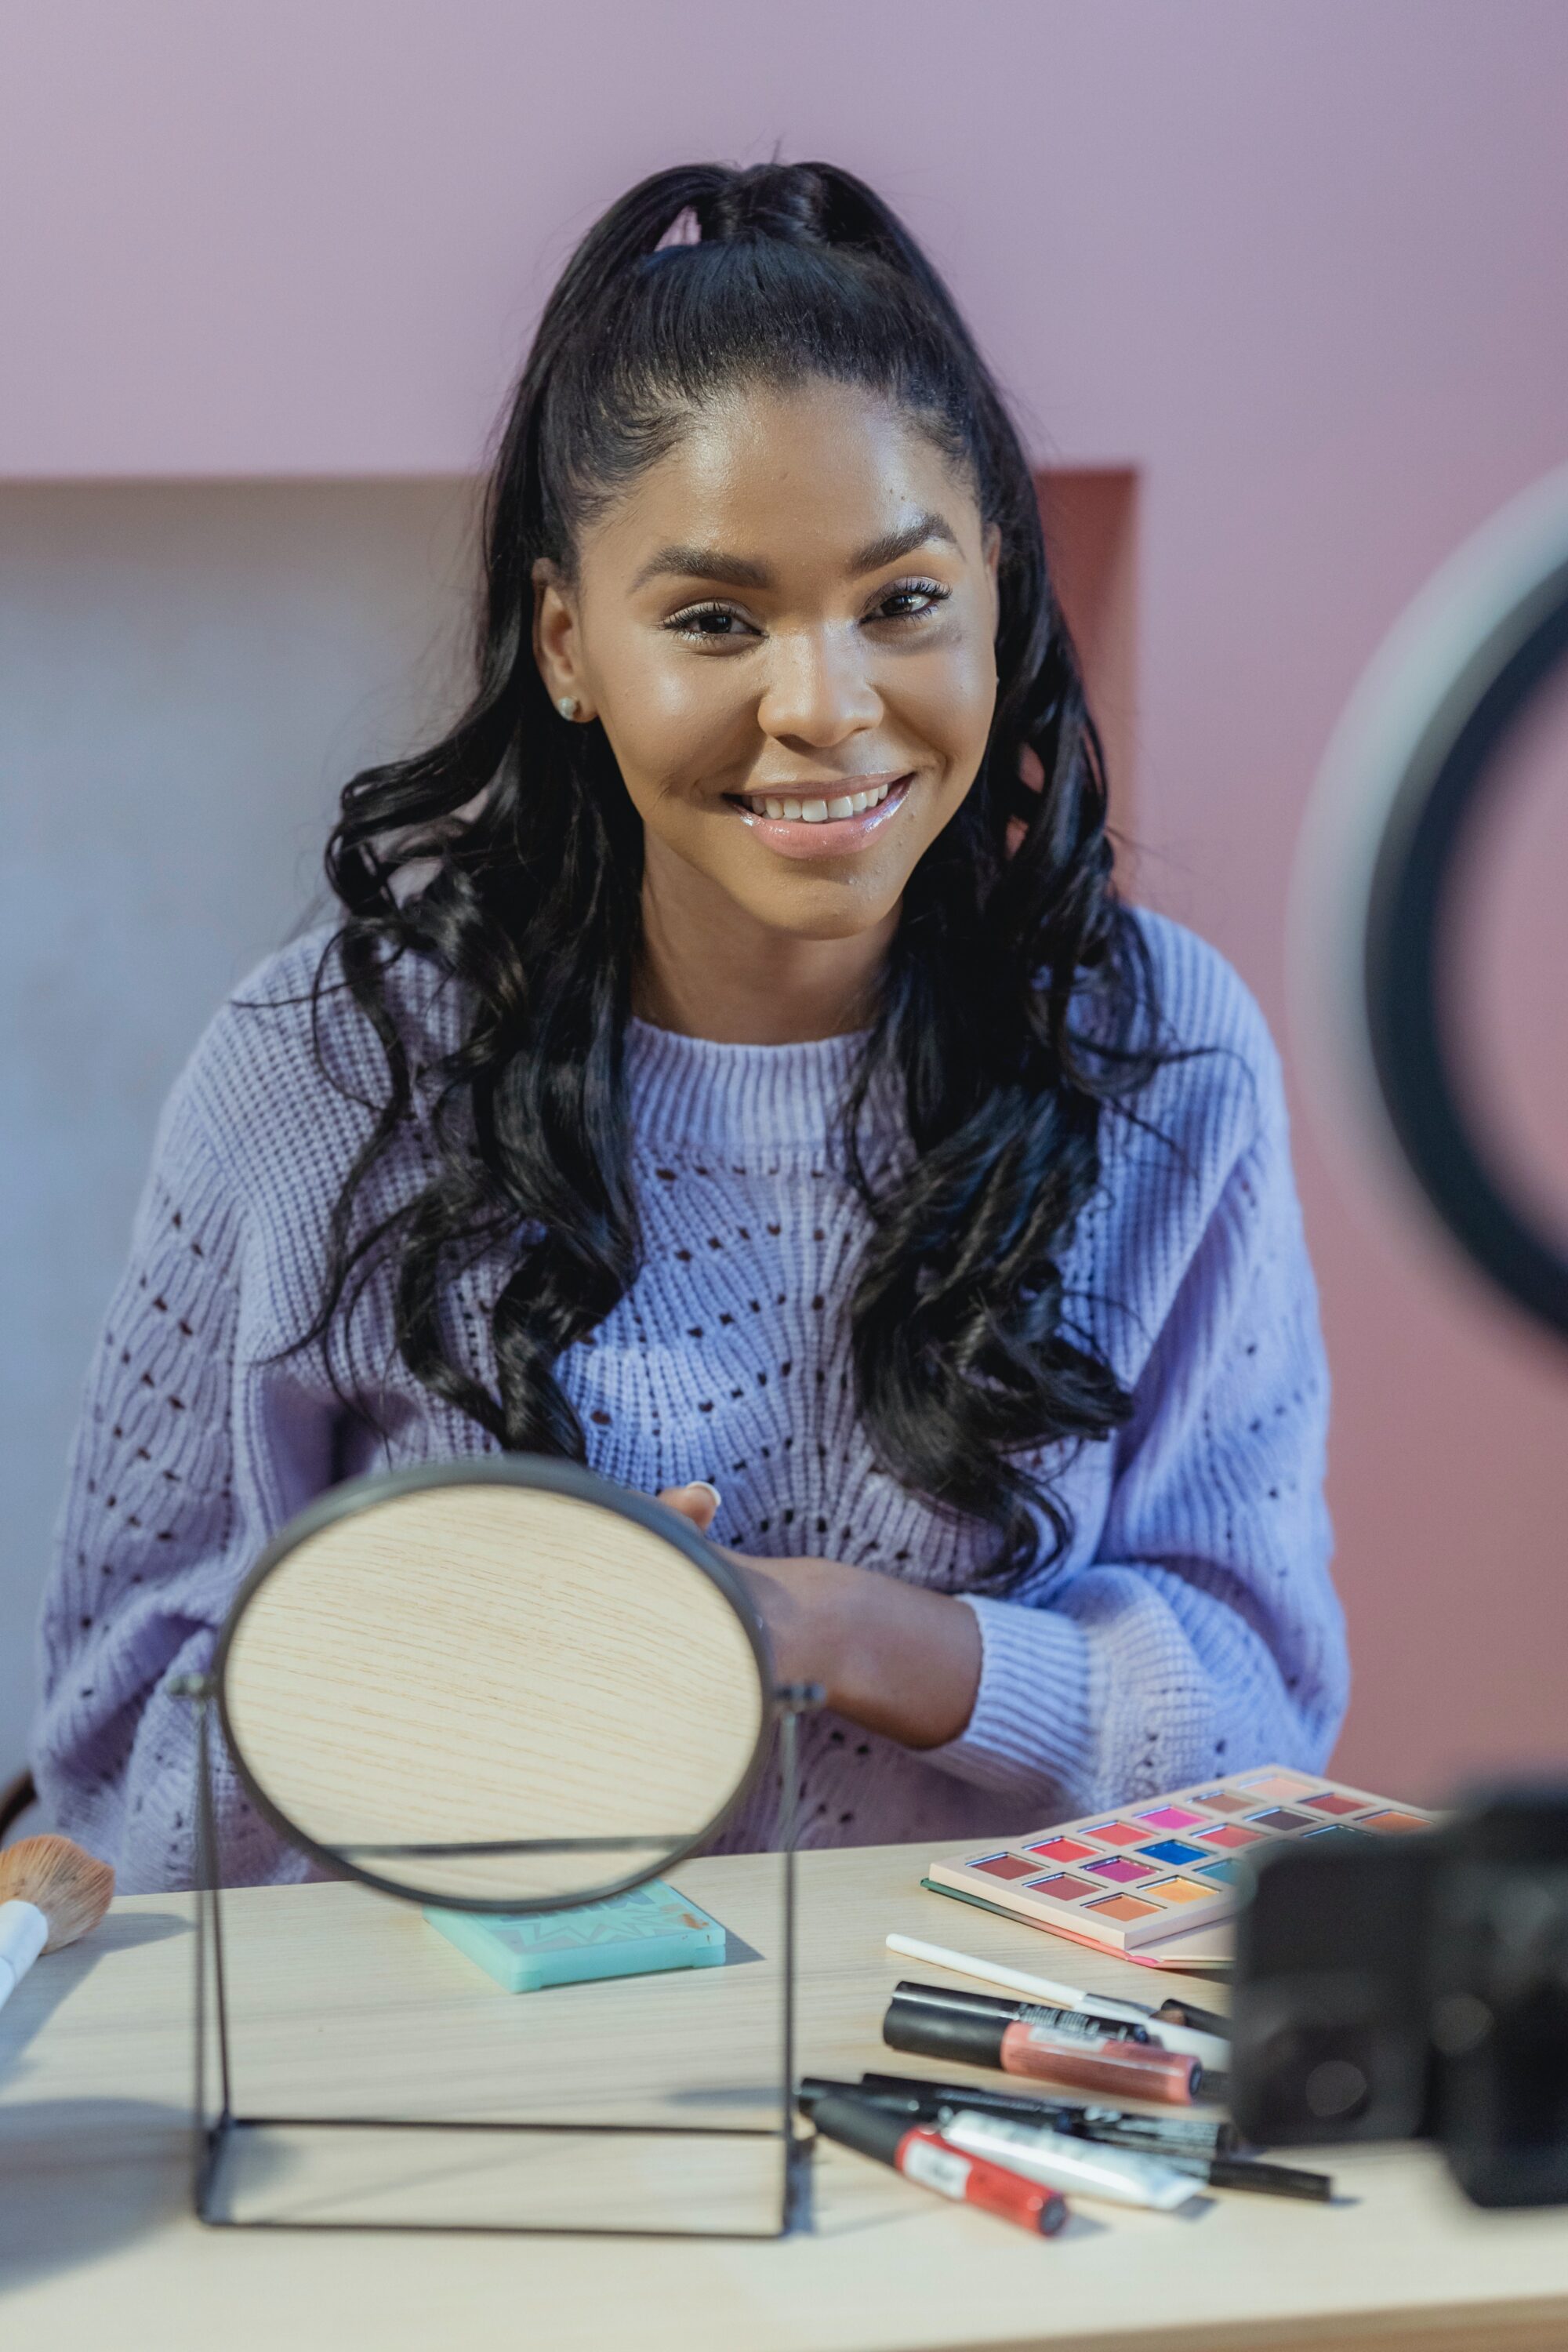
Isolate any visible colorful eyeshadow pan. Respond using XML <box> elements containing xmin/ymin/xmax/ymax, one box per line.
<box><xmin>1084</xmin><ymin>1894</ymin><xmax>1160</xmax><ymax>1922</ymax></box>
<box><xmin>1135</xmin><ymin>1805</ymin><xmax>1207</xmax><ymax>1832</ymax></box>
<box><xmin>1148</xmin><ymin>1876</ymin><xmax>1210</xmax><ymax>1905</ymax></box>
<box><xmin>1359</xmin><ymin>1810</ymin><xmax>1429</xmax><ymax>1835</ymax></box>
<box><xmin>1080</xmin><ymin>1820</ymin><xmax>1147</xmax><ymax>1847</ymax></box>
<box><xmin>1138</xmin><ymin>1837</ymin><xmax>1209</xmax><ymax>1867</ymax></box>
<box><xmin>1023</xmin><ymin>1872</ymin><xmax>1099</xmax><ymax>1900</ymax></box>
<box><xmin>1192</xmin><ymin>1790</ymin><xmax>1252</xmax><ymax>1814</ymax></box>
<box><xmin>971</xmin><ymin>1853</ymin><xmax>1038</xmax><ymax>1880</ymax></box>
<box><xmin>1023</xmin><ymin>1836</ymin><xmax>1098</xmax><ymax>1864</ymax></box>
<box><xmin>1238</xmin><ymin>1770</ymin><xmax>1319</xmax><ymax>1801</ymax></box>
<box><xmin>1085</xmin><ymin>1855</ymin><xmax>1156</xmax><ymax>1883</ymax></box>
<box><xmin>1198</xmin><ymin>1857</ymin><xmax>1240</xmax><ymax>1883</ymax></box>
<box><xmin>1200</xmin><ymin>1822</ymin><xmax>1265</xmax><ymax>1850</ymax></box>
<box><xmin>1245</xmin><ymin>1807</ymin><xmax>1318</xmax><ymax>1833</ymax></box>
<box><xmin>1303</xmin><ymin>1791</ymin><xmax>1365</xmax><ymax>1817</ymax></box>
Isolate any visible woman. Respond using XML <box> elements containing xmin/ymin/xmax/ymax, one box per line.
<box><xmin>36</xmin><ymin>162</ymin><xmax>1347</xmax><ymax>1893</ymax></box>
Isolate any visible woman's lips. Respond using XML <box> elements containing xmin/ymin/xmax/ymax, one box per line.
<box><xmin>728</xmin><ymin>773</ymin><xmax>913</xmax><ymax>859</ymax></box>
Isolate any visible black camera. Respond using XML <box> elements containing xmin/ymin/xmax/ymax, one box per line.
<box><xmin>1230</xmin><ymin>1790</ymin><xmax>1568</xmax><ymax>2206</ymax></box>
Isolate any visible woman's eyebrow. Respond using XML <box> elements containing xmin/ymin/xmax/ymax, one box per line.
<box><xmin>630</xmin><ymin>512</ymin><xmax>960</xmax><ymax>597</ymax></box>
<box><xmin>848</xmin><ymin>513</ymin><xmax>960</xmax><ymax>575</ymax></box>
<box><xmin>630</xmin><ymin>544</ymin><xmax>772</xmax><ymax>592</ymax></box>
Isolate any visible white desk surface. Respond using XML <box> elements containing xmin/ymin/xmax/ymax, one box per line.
<box><xmin>4</xmin><ymin>1840</ymin><xmax>1568</xmax><ymax>2351</ymax></box>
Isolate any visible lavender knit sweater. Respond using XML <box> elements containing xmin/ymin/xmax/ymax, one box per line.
<box><xmin>35</xmin><ymin>910</ymin><xmax>1347</xmax><ymax>1894</ymax></box>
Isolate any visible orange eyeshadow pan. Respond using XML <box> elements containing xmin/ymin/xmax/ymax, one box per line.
<box><xmin>1200</xmin><ymin>1822</ymin><xmax>1265</xmax><ymax>1850</ymax></box>
<box><xmin>1305</xmin><ymin>1791</ymin><xmax>1367</xmax><ymax>1817</ymax></box>
<box><xmin>1148</xmin><ymin>1876</ymin><xmax>1210</xmax><ymax>1904</ymax></box>
<box><xmin>1359</xmin><ymin>1809</ymin><xmax>1429</xmax><ymax>1834</ymax></box>
<box><xmin>1238</xmin><ymin>1770</ymin><xmax>1319</xmax><ymax>1802</ymax></box>
<box><xmin>1083</xmin><ymin>1893</ymin><xmax>1160</xmax><ymax>1922</ymax></box>
<box><xmin>1080</xmin><ymin>1820</ymin><xmax>1146</xmax><ymax>1848</ymax></box>
<box><xmin>1192</xmin><ymin>1790</ymin><xmax>1252</xmax><ymax>1813</ymax></box>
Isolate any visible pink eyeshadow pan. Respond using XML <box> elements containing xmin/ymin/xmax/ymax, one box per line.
<box><xmin>1080</xmin><ymin>1820</ymin><xmax>1147</xmax><ymax>1848</ymax></box>
<box><xmin>1135</xmin><ymin>1804</ymin><xmax>1207</xmax><ymax>1831</ymax></box>
<box><xmin>1023</xmin><ymin>1836</ymin><xmax>1098</xmax><ymax>1864</ymax></box>
<box><xmin>1305</xmin><ymin>1791</ymin><xmax>1365</xmax><ymax>1817</ymax></box>
<box><xmin>970</xmin><ymin>1853</ymin><xmax>1038</xmax><ymax>1880</ymax></box>
<box><xmin>1085</xmin><ymin>1855</ymin><xmax>1156</xmax><ymax>1883</ymax></box>
<box><xmin>1024</xmin><ymin>1872</ymin><xmax>1098</xmax><ymax>1900</ymax></box>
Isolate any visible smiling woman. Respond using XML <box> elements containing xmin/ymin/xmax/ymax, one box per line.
<box><xmin>35</xmin><ymin>162</ymin><xmax>1348</xmax><ymax>1893</ymax></box>
<box><xmin>535</xmin><ymin>381</ymin><xmax>1002</xmax><ymax>1039</ymax></box>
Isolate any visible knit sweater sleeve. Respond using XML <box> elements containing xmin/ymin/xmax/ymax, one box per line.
<box><xmin>33</xmin><ymin>1065</ymin><xmax>332</xmax><ymax>1894</ymax></box>
<box><xmin>926</xmin><ymin>1001</ymin><xmax>1348</xmax><ymax>1818</ymax></box>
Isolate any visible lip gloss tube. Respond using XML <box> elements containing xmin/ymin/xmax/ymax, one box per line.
<box><xmin>888</xmin><ymin>1971</ymin><xmax>1229</xmax><ymax>2071</ymax></box>
<box><xmin>808</xmin><ymin>2092</ymin><xmax>1068</xmax><ymax>2236</ymax></box>
<box><xmin>891</xmin><ymin>1978</ymin><xmax>1156</xmax><ymax>2045</ymax></box>
<box><xmin>884</xmin><ymin>1994</ymin><xmax>1207</xmax><ymax>2106</ymax></box>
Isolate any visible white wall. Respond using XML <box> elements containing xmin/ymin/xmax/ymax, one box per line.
<box><xmin>0</xmin><ymin>481</ymin><xmax>474</xmax><ymax>1773</ymax></box>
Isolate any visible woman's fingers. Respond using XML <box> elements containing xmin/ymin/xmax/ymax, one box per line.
<box><xmin>655</xmin><ymin>1481</ymin><xmax>721</xmax><ymax>1534</ymax></box>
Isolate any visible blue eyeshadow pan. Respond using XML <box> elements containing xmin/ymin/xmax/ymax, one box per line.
<box><xmin>1137</xmin><ymin>1836</ymin><xmax>1209</xmax><ymax>1867</ymax></box>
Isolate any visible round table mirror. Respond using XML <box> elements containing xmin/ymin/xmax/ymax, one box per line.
<box><xmin>214</xmin><ymin>1459</ymin><xmax>773</xmax><ymax>1910</ymax></box>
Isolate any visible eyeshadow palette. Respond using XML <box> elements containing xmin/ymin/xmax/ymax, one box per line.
<box><xmin>927</xmin><ymin>1766</ymin><xmax>1435</xmax><ymax>1961</ymax></box>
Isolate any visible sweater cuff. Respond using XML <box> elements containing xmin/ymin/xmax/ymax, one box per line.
<box><xmin>923</xmin><ymin>1595</ymin><xmax>1098</xmax><ymax>1807</ymax></box>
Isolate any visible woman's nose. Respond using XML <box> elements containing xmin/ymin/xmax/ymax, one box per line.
<box><xmin>756</xmin><ymin>626</ymin><xmax>882</xmax><ymax>748</ymax></box>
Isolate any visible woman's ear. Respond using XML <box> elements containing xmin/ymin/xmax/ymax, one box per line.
<box><xmin>532</xmin><ymin>558</ymin><xmax>595</xmax><ymax>721</ymax></box>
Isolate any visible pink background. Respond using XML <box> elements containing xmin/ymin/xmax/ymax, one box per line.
<box><xmin>4</xmin><ymin>1</ymin><xmax>1566</xmax><ymax>1797</ymax></box>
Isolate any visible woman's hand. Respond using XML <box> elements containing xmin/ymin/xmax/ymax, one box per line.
<box><xmin>655</xmin><ymin>1483</ymin><xmax>982</xmax><ymax>1750</ymax></box>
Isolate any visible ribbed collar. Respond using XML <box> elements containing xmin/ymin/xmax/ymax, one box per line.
<box><xmin>624</xmin><ymin>1014</ymin><xmax>903</xmax><ymax>1149</ymax></box>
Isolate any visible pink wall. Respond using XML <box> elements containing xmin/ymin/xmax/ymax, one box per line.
<box><xmin>5</xmin><ymin>2</ymin><xmax>1568</xmax><ymax>1798</ymax></box>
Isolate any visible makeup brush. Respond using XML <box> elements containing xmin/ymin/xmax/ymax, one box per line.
<box><xmin>0</xmin><ymin>1835</ymin><xmax>115</xmax><ymax>2011</ymax></box>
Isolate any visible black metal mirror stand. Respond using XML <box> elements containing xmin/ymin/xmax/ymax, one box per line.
<box><xmin>182</xmin><ymin>1679</ymin><xmax>820</xmax><ymax>2239</ymax></box>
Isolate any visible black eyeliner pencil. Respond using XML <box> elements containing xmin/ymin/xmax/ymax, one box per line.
<box><xmin>802</xmin><ymin>2077</ymin><xmax>1329</xmax><ymax>2201</ymax></box>
<box><xmin>816</xmin><ymin>2072</ymin><xmax>1243</xmax><ymax>2152</ymax></box>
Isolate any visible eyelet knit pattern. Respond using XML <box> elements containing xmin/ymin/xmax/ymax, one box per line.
<box><xmin>34</xmin><ymin>911</ymin><xmax>1348</xmax><ymax>1893</ymax></box>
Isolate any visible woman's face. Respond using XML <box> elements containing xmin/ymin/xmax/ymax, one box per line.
<box><xmin>535</xmin><ymin>379</ymin><xmax>1000</xmax><ymax>948</ymax></box>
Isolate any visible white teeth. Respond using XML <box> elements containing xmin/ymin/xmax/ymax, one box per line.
<box><xmin>739</xmin><ymin>779</ymin><xmax>898</xmax><ymax>818</ymax></box>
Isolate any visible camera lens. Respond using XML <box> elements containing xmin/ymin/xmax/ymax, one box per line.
<box><xmin>1304</xmin><ymin>2057</ymin><xmax>1371</xmax><ymax>2121</ymax></box>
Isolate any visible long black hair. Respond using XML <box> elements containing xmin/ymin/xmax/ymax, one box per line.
<box><xmin>305</xmin><ymin>160</ymin><xmax>1164</xmax><ymax>1588</ymax></box>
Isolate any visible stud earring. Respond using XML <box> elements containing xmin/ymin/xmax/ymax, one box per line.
<box><xmin>557</xmin><ymin>695</ymin><xmax>580</xmax><ymax>721</ymax></box>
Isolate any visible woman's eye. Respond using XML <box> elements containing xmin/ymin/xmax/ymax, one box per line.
<box><xmin>870</xmin><ymin>579</ymin><xmax>950</xmax><ymax>623</ymax></box>
<box><xmin>665</xmin><ymin>602</ymin><xmax>757</xmax><ymax>642</ymax></box>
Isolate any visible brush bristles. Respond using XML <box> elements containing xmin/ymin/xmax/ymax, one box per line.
<box><xmin>0</xmin><ymin>1835</ymin><xmax>115</xmax><ymax>1951</ymax></box>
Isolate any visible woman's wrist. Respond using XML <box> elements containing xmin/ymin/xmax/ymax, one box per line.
<box><xmin>812</xmin><ymin>1558</ymin><xmax>982</xmax><ymax>1749</ymax></box>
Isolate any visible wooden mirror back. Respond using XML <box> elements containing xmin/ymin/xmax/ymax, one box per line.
<box><xmin>217</xmin><ymin>1468</ymin><xmax>770</xmax><ymax>1908</ymax></box>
